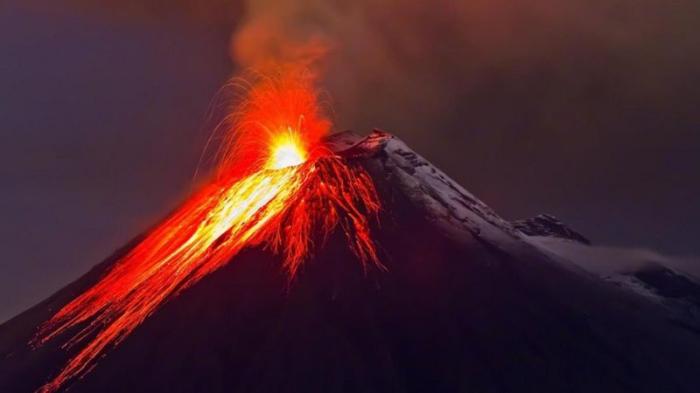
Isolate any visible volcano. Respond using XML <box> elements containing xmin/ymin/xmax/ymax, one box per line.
<box><xmin>2</xmin><ymin>130</ymin><xmax>700</xmax><ymax>393</ymax></box>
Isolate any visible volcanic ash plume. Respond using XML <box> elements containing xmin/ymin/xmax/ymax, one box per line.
<box><xmin>231</xmin><ymin>0</ymin><xmax>333</xmax><ymax>72</ymax></box>
<box><xmin>31</xmin><ymin>70</ymin><xmax>382</xmax><ymax>393</ymax></box>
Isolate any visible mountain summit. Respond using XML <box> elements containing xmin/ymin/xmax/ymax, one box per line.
<box><xmin>2</xmin><ymin>131</ymin><xmax>700</xmax><ymax>393</ymax></box>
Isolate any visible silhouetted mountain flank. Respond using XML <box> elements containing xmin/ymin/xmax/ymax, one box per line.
<box><xmin>2</xmin><ymin>131</ymin><xmax>700</xmax><ymax>393</ymax></box>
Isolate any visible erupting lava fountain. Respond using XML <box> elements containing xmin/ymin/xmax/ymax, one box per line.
<box><xmin>29</xmin><ymin>70</ymin><xmax>381</xmax><ymax>393</ymax></box>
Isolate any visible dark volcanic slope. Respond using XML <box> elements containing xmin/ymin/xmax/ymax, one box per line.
<box><xmin>2</xmin><ymin>131</ymin><xmax>700</xmax><ymax>393</ymax></box>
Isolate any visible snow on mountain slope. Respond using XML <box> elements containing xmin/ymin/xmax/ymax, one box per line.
<box><xmin>347</xmin><ymin>130</ymin><xmax>539</xmax><ymax>256</ymax></box>
<box><xmin>354</xmin><ymin>129</ymin><xmax>700</xmax><ymax>327</ymax></box>
<box><xmin>527</xmin><ymin>235</ymin><xmax>700</xmax><ymax>330</ymax></box>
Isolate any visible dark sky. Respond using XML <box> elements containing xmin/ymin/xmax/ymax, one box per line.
<box><xmin>1</xmin><ymin>0</ymin><xmax>699</xmax><ymax>322</ymax></box>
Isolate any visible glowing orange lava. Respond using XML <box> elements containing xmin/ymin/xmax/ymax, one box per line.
<box><xmin>32</xmin><ymin>70</ymin><xmax>381</xmax><ymax>393</ymax></box>
<box><xmin>267</xmin><ymin>129</ymin><xmax>308</xmax><ymax>169</ymax></box>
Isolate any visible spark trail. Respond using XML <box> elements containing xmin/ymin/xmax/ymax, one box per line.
<box><xmin>31</xmin><ymin>70</ymin><xmax>381</xmax><ymax>393</ymax></box>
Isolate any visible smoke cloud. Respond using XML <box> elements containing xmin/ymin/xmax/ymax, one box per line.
<box><xmin>226</xmin><ymin>0</ymin><xmax>698</xmax><ymax>146</ymax></box>
<box><xmin>231</xmin><ymin>0</ymin><xmax>331</xmax><ymax>71</ymax></box>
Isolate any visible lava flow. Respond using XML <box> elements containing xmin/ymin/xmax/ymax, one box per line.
<box><xmin>31</xmin><ymin>70</ymin><xmax>381</xmax><ymax>393</ymax></box>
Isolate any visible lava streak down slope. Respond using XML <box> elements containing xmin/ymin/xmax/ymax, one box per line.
<box><xmin>2</xmin><ymin>131</ymin><xmax>700</xmax><ymax>393</ymax></box>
